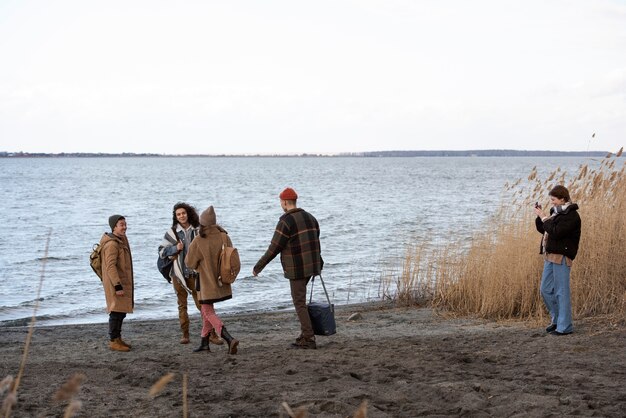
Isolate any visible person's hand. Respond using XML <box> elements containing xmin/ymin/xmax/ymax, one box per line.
<box><xmin>533</xmin><ymin>204</ymin><xmax>546</xmax><ymax>218</ymax></box>
<box><xmin>115</xmin><ymin>289</ymin><xmax>125</xmax><ymax>296</ymax></box>
<box><xmin>176</xmin><ymin>242</ymin><xmax>184</xmax><ymax>252</ymax></box>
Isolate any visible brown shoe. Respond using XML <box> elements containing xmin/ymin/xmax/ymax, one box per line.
<box><xmin>119</xmin><ymin>338</ymin><xmax>132</xmax><ymax>349</ymax></box>
<box><xmin>290</xmin><ymin>336</ymin><xmax>316</xmax><ymax>350</ymax></box>
<box><xmin>209</xmin><ymin>329</ymin><xmax>224</xmax><ymax>345</ymax></box>
<box><xmin>110</xmin><ymin>338</ymin><xmax>130</xmax><ymax>352</ymax></box>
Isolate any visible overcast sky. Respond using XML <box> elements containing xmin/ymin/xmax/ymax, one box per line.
<box><xmin>1</xmin><ymin>0</ymin><xmax>625</xmax><ymax>155</ymax></box>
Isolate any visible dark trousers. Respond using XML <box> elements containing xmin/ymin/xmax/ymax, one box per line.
<box><xmin>289</xmin><ymin>277</ymin><xmax>314</xmax><ymax>340</ymax></box>
<box><xmin>108</xmin><ymin>311</ymin><xmax>127</xmax><ymax>341</ymax></box>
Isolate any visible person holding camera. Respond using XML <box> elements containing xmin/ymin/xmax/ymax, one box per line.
<box><xmin>534</xmin><ymin>185</ymin><xmax>581</xmax><ymax>336</ymax></box>
<box><xmin>159</xmin><ymin>202</ymin><xmax>222</xmax><ymax>346</ymax></box>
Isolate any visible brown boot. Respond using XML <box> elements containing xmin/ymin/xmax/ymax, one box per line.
<box><xmin>119</xmin><ymin>338</ymin><xmax>132</xmax><ymax>349</ymax></box>
<box><xmin>180</xmin><ymin>332</ymin><xmax>190</xmax><ymax>344</ymax></box>
<box><xmin>209</xmin><ymin>329</ymin><xmax>224</xmax><ymax>345</ymax></box>
<box><xmin>290</xmin><ymin>335</ymin><xmax>316</xmax><ymax>350</ymax></box>
<box><xmin>110</xmin><ymin>338</ymin><xmax>130</xmax><ymax>352</ymax></box>
<box><xmin>220</xmin><ymin>327</ymin><xmax>239</xmax><ymax>355</ymax></box>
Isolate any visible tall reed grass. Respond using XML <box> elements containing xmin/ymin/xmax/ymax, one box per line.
<box><xmin>383</xmin><ymin>148</ymin><xmax>626</xmax><ymax>322</ymax></box>
<box><xmin>2</xmin><ymin>230</ymin><xmax>52</xmax><ymax>418</ymax></box>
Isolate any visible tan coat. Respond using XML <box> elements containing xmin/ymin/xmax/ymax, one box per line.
<box><xmin>100</xmin><ymin>233</ymin><xmax>134</xmax><ymax>313</ymax></box>
<box><xmin>185</xmin><ymin>225</ymin><xmax>233</xmax><ymax>304</ymax></box>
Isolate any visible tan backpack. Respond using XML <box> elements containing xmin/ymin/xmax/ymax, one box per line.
<box><xmin>217</xmin><ymin>232</ymin><xmax>240</xmax><ymax>286</ymax></box>
<box><xmin>90</xmin><ymin>239</ymin><xmax>112</xmax><ymax>281</ymax></box>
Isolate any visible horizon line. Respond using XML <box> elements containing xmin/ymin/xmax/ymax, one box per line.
<box><xmin>0</xmin><ymin>149</ymin><xmax>615</xmax><ymax>158</ymax></box>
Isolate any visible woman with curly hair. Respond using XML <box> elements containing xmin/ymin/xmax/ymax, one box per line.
<box><xmin>159</xmin><ymin>202</ymin><xmax>223</xmax><ymax>346</ymax></box>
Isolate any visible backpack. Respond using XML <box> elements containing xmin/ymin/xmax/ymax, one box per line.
<box><xmin>157</xmin><ymin>254</ymin><xmax>175</xmax><ymax>282</ymax></box>
<box><xmin>217</xmin><ymin>233</ymin><xmax>240</xmax><ymax>286</ymax></box>
<box><xmin>90</xmin><ymin>240</ymin><xmax>110</xmax><ymax>281</ymax></box>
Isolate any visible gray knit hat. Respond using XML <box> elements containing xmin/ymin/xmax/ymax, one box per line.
<box><xmin>199</xmin><ymin>206</ymin><xmax>216</xmax><ymax>226</ymax></box>
<box><xmin>108</xmin><ymin>214</ymin><xmax>125</xmax><ymax>230</ymax></box>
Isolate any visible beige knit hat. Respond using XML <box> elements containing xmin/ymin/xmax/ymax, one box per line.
<box><xmin>200</xmin><ymin>206</ymin><xmax>216</xmax><ymax>226</ymax></box>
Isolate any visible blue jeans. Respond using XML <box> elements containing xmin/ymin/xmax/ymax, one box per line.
<box><xmin>540</xmin><ymin>258</ymin><xmax>573</xmax><ymax>333</ymax></box>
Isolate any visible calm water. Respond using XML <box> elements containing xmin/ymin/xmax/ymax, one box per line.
<box><xmin>0</xmin><ymin>156</ymin><xmax>596</xmax><ymax>326</ymax></box>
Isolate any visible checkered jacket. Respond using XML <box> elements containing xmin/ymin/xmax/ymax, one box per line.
<box><xmin>254</xmin><ymin>208</ymin><xmax>323</xmax><ymax>280</ymax></box>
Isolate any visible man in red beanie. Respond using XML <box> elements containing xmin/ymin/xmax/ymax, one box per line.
<box><xmin>253</xmin><ymin>187</ymin><xmax>323</xmax><ymax>349</ymax></box>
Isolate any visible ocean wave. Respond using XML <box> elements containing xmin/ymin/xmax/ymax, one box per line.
<box><xmin>11</xmin><ymin>256</ymin><xmax>74</xmax><ymax>266</ymax></box>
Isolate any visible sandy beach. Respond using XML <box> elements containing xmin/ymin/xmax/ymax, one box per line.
<box><xmin>1</xmin><ymin>302</ymin><xmax>625</xmax><ymax>417</ymax></box>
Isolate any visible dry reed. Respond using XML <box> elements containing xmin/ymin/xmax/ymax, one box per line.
<box><xmin>62</xmin><ymin>400</ymin><xmax>82</xmax><ymax>418</ymax></box>
<box><xmin>384</xmin><ymin>150</ymin><xmax>626</xmax><ymax>321</ymax></box>
<box><xmin>280</xmin><ymin>400</ymin><xmax>368</xmax><ymax>417</ymax></box>
<box><xmin>53</xmin><ymin>373</ymin><xmax>85</xmax><ymax>402</ymax></box>
<box><xmin>148</xmin><ymin>373</ymin><xmax>175</xmax><ymax>398</ymax></box>
<box><xmin>53</xmin><ymin>373</ymin><xmax>86</xmax><ymax>418</ymax></box>
<box><xmin>182</xmin><ymin>372</ymin><xmax>188</xmax><ymax>418</ymax></box>
<box><xmin>2</xmin><ymin>229</ymin><xmax>52</xmax><ymax>418</ymax></box>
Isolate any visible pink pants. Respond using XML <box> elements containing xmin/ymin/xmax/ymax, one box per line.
<box><xmin>200</xmin><ymin>304</ymin><xmax>223</xmax><ymax>338</ymax></box>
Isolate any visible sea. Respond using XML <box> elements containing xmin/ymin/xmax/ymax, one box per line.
<box><xmin>0</xmin><ymin>156</ymin><xmax>602</xmax><ymax>327</ymax></box>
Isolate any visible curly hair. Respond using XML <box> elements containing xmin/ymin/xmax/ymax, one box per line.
<box><xmin>172</xmin><ymin>202</ymin><xmax>200</xmax><ymax>228</ymax></box>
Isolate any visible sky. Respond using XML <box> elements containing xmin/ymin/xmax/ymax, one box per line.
<box><xmin>1</xmin><ymin>0</ymin><xmax>625</xmax><ymax>155</ymax></box>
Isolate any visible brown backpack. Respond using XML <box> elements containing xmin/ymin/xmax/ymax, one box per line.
<box><xmin>217</xmin><ymin>232</ymin><xmax>240</xmax><ymax>286</ymax></box>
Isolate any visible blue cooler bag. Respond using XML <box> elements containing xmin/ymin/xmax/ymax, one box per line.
<box><xmin>307</xmin><ymin>275</ymin><xmax>336</xmax><ymax>336</ymax></box>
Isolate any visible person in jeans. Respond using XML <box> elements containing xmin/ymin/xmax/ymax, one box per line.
<box><xmin>534</xmin><ymin>185</ymin><xmax>582</xmax><ymax>336</ymax></box>
<box><xmin>159</xmin><ymin>202</ymin><xmax>222</xmax><ymax>345</ymax></box>
<box><xmin>100</xmin><ymin>215</ymin><xmax>134</xmax><ymax>352</ymax></box>
<box><xmin>253</xmin><ymin>187</ymin><xmax>323</xmax><ymax>349</ymax></box>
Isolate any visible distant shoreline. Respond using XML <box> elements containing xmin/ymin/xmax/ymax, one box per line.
<box><xmin>0</xmin><ymin>150</ymin><xmax>613</xmax><ymax>158</ymax></box>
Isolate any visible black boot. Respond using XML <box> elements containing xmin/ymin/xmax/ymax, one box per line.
<box><xmin>220</xmin><ymin>327</ymin><xmax>239</xmax><ymax>355</ymax></box>
<box><xmin>193</xmin><ymin>337</ymin><xmax>210</xmax><ymax>352</ymax></box>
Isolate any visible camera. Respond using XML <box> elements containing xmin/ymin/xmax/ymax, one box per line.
<box><xmin>534</xmin><ymin>202</ymin><xmax>542</xmax><ymax>209</ymax></box>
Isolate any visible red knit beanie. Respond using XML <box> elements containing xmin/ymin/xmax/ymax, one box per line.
<box><xmin>279</xmin><ymin>187</ymin><xmax>298</xmax><ymax>200</ymax></box>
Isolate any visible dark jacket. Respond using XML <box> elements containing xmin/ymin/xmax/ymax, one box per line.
<box><xmin>254</xmin><ymin>208</ymin><xmax>323</xmax><ymax>280</ymax></box>
<box><xmin>535</xmin><ymin>203</ymin><xmax>581</xmax><ymax>260</ymax></box>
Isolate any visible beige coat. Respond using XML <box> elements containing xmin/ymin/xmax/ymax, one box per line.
<box><xmin>185</xmin><ymin>225</ymin><xmax>233</xmax><ymax>304</ymax></box>
<box><xmin>100</xmin><ymin>233</ymin><xmax>134</xmax><ymax>313</ymax></box>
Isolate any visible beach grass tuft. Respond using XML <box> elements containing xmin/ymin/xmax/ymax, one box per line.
<box><xmin>280</xmin><ymin>400</ymin><xmax>368</xmax><ymax>417</ymax></box>
<box><xmin>2</xmin><ymin>229</ymin><xmax>52</xmax><ymax>418</ymax></box>
<box><xmin>384</xmin><ymin>149</ymin><xmax>626</xmax><ymax>321</ymax></box>
<box><xmin>148</xmin><ymin>372</ymin><xmax>175</xmax><ymax>398</ymax></box>
<box><xmin>62</xmin><ymin>400</ymin><xmax>82</xmax><ymax>418</ymax></box>
<box><xmin>53</xmin><ymin>373</ymin><xmax>85</xmax><ymax>402</ymax></box>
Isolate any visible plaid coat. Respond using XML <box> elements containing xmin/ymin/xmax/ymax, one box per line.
<box><xmin>254</xmin><ymin>208</ymin><xmax>323</xmax><ymax>280</ymax></box>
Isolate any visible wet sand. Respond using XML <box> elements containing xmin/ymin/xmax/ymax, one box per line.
<box><xmin>1</xmin><ymin>302</ymin><xmax>625</xmax><ymax>417</ymax></box>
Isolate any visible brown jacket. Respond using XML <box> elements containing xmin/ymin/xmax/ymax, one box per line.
<box><xmin>100</xmin><ymin>232</ymin><xmax>134</xmax><ymax>313</ymax></box>
<box><xmin>185</xmin><ymin>225</ymin><xmax>233</xmax><ymax>304</ymax></box>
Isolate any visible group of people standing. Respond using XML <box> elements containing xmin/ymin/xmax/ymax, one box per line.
<box><xmin>98</xmin><ymin>187</ymin><xmax>323</xmax><ymax>354</ymax></box>
<box><xmin>97</xmin><ymin>183</ymin><xmax>582</xmax><ymax>355</ymax></box>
